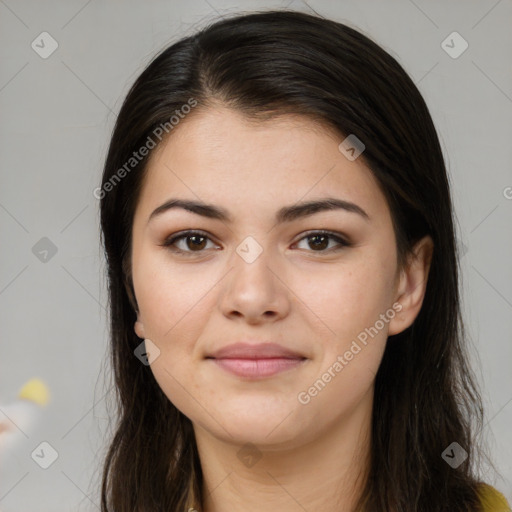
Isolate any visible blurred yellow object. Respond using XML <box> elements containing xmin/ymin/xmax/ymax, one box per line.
<box><xmin>17</xmin><ymin>378</ymin><xmax>50</xmax><ymax>407</ymax></box>
<box><xmin>478</xmin><ymin>483</ymin><xmax>511</xmax><ymax>511</ymax></box>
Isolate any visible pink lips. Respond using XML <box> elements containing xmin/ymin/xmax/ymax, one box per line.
<box><xmin>206</xmin><ymin>342</ymin><xmax>306</xmax><ymax>378</ymax></box>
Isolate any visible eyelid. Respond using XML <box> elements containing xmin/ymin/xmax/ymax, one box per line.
<box><xmin>160</xmin><ymin>229</ymin><xmax>220</xmax><ymax>253</ymax></box>
<box><xmin>160</xmin><ymin>229</ymin><xmax>352</xmax><ymax>255</ymax></box>
<box><xmin>294</xmin><ymin>229</ymin><xmax>351</xmax><ymax>247</ymax></box>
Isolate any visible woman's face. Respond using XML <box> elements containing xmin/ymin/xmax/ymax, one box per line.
<box><xmin>130</xmin><ymin>106</ymin><xmax>410</xmax><ymax>448</ymax></box>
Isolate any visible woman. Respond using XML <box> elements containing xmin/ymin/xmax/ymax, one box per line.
<box><xmin>97</xmin><ymin>10</ymin><xmax>510</xmax><ymax>512</ymax></box>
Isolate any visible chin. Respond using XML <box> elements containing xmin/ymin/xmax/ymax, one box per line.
<box><xmin>195</xmin><ymin>399</ymin><xmax>307</xmax><ymax>448</ymax></box>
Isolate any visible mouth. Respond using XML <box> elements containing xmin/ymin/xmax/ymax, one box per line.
<box><xmin>205</xmin><ymin>342</ymin><xmax>307</xmax><ymax>379</ymax></box>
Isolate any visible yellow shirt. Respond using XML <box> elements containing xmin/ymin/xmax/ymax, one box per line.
<box><xmin>478</xmin><ymin>484</ymin><xmax>511</xmax><ymax>511</ymax></box>
<box><xmin>185</xmin><ymin>484</ymin><xmax>510</xmax><ymax>511</ymax></box>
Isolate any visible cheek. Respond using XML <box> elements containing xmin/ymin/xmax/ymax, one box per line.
<box><xmin>294</xmin><ymin>255</ymin><xmax>396</xmax><ymax>349</ymax></box>
<box><xmin>150</xmin><ymin>356</ymin><xmax>211</xmax><ymax>430</ymax></box>
<box><xmin>135</xmin><ymin>261</ymin><xmax>217</xmax><ymax>419</ymax></box>
<box><xmin>292</xmin><ymin>261</ymin><xmax>393</xmax><ymax>423</ymax></box>
<box><xmin>133</xmin><ymin>249</ymin><xmax>219</xmax><ymax>342</ymax></box>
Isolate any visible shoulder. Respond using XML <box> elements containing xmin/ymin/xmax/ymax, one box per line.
<box><xmin>477</xmin><ymin>483</ymin><xmax>511</xmax><ymax>511</ymax></box>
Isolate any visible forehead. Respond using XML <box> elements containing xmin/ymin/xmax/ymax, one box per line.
<box><xmin>134</xmin><ymin>106</ymin><xmax>388</xmax><ymax>225</ymax></box>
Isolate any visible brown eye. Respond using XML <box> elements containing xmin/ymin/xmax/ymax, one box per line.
<box><xmin>184</xmin><ymin>234</ymin><xmax>207</xmax><ymax>251</ymax></box>
<box><xmin>161</xmin><ymin>231</ymin><xmax>218</xmax><ymax>255</ymax></box>
<box><xmin>161</xmin><ymin>229</ymin><xmax>351</xmax><ymax>256</ymax></box>
<box><xmin>307</xmin><ymin>233</ymin><xmax>329</xmax><ymax>251</ymax></box>
<box><xmin>294</xmin><ymin>231</ymin><xmax>351</xmax><ymax>253</ymax></box>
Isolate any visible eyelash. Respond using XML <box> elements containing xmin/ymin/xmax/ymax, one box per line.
<box><xmin>160</xmin><ymin>229</ymin><xmax>352</xmax><ymax>256</ymax></box>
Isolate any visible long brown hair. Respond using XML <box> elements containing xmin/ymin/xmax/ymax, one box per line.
<box><xmin>98</xmin><ymin>10</ymin><xmax>489</xmax><ymax>511</ymax></box>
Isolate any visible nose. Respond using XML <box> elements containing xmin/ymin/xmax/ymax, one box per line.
<box><xmin>217</xmin><ymin>241</ymin><xmax>291</xmax><ymax>325</ymax></box>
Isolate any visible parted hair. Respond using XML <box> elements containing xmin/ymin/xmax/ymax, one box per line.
<box><xmin>99</xmin><ymin>10</ymin><xmax>488</xmax><ymax>511</ymax></box>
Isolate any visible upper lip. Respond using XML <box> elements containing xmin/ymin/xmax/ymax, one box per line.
<box><xmin>207</xmin><ymin>342</ymin><xmax>305</xmax><ymax>359</ymax></box>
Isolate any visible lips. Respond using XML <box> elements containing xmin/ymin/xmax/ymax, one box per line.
<box><xmin>206</xmin><ymin>342</ymin><xmax>306</xmax><ymax>378</ymax></box>
<box><xmin>207</xmin><ymin>342</ymin><xmax>304</xmax><ymax>359</ymax></box>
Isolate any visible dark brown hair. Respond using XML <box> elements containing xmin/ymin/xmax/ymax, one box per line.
<box><xmin>98</xmin><ymin>9</ymin><xmax>489</xmax><ymax>511</ymax></box>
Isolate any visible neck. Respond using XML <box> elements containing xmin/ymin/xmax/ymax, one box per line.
<box><xmin>193</xmin><ymin>387</ymin><xmax>373</xmax><ymax>512</ymax></box>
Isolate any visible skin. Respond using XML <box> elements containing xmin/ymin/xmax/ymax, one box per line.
<box><xmin>130</xmin><ymin>105</ymin><xmax>433</xmax><ymax>512</ymax></box>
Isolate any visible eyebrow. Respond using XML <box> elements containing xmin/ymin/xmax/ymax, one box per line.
<box><xmin>148</xmin><ymin>197</ymin><xmax>370</xmax><ymax>225</ymax></box>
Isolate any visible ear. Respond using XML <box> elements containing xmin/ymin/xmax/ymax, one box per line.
<box><xmin>388</xmin><ymin>235</ymin><xmax>434</xmax><ymax>336</ymax></box>
<box><xmin>134</xmin><ymin>318</ymin><xmax>145</xmax><ymax>339</ymax></box>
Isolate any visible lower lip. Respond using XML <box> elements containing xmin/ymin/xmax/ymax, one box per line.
<box><xmin>211</xmin><ymin>357</ymin><xmax>305</xmax><ymax>378</ymax></box>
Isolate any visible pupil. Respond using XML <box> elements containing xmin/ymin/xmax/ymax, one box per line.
<box><xmin>310</xmin><ymin>234</ymin><xmax>328</xmax><ymax>250</ymax></box>
<box><xmin>188</xmin><ymin>235</ymin><xmax>206</xmax><ymax>250</ymax></box>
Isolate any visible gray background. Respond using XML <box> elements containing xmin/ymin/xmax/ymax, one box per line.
<box><xmin>0</xmin><ymin>0</ymin><xmax>511</xmax><ymax>510</ymax></box>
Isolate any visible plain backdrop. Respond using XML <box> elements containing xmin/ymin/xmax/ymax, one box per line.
<box><xmin>0</xmin><ymin>1</ymin><xmax>511</xmax><ymax>510</ymax></box>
